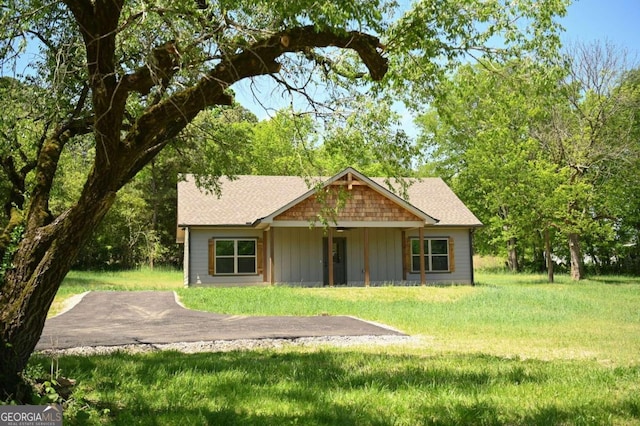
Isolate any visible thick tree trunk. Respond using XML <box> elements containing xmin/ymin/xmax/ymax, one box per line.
<box><xmin>0</xmin><ymin>189</ymin><xmax>116</xmax><ymax>400</ymax></box>
<box><xmin>568</xmin><ymin>232</ymin><xmax>585</xmax><ymax>280</ymax></box>
<box><xmin>1</xmin><ymin>2</ymin><xmax>388</xmax><ymax>400</ymax></box>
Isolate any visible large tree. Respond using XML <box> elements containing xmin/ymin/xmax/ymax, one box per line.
<box><xmin>416</xmin><ymin>61</ymin><xmax>565</xmax><ymax>275</ymax></box>
<box><xmin>0</xmin><ymin>0</ymin><xmax>567</xmax><ymax>400</ymax></box>
<box><xmin>533</xmin><ymin>41</ymin><xmax>640</xmax><ymax>279</ymax></box>
<box><xmin>419</xmin><ymin>43</ymin><xmax>640</xmax><ymax>280</ymax></box>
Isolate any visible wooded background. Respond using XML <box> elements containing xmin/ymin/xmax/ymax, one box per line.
<box><xmin>14</xmin><ymin>41</ymin><xmax>637</xmax><ymax>278</ymax></box>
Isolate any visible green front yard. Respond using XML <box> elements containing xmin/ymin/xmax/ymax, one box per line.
<box><xmin>35</xmin><ymin>271</ymin><xmax>640</xmax><ymax>425</ymax></box>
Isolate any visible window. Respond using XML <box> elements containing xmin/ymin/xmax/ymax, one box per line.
<box><xmin>210</xmin><ymin>239</ymin><xmax>257</xmax><ymax>275</ymax></box>
<box><xmin>410</xmin><ymin>238</ymin><xmax>451</xmax><ymax>272</ymax></box>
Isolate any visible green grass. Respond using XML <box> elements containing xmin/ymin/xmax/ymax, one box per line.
<box><xmin>60</xmin><ymin>267</ymin><xmax>183</xmax><ymax>293</ymax></box>
<box><xmin>39</xmin><ymin>270</ymin><xmax>640</xmax><ymax>424</ymax></box>
<box><xmin>32</xmin><ymin>350</ymin><xmax>640</xmax><ymax>425</ymax></box>
<box><xmin>178</xmin><ymin>274</ymin><xmax>640</xmax><ymax>364</ymax></box>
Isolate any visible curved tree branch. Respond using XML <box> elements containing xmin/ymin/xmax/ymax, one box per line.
<box><xmin>120</xmin><ymin>41</ymin><xmax>181</xmax><ymax>96</ymax></box>
<box><xmin>117</xmin><ymin>26</ymin><xmax>387</xmax><ymax>183</ymax></box>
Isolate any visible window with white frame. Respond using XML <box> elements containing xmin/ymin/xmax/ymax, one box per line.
<box><xmin>410</xmin><ymin>238</ymin><xmax>450</xmax><ymax>272</ymax></box>
<box><xmin>214</xmin><ymin>239</ymin><xmax>257</xmax><ymax>275</ymax></box>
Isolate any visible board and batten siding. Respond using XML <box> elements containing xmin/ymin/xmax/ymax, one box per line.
<box><xmin>405</xmin><ymin>227</ymin><xmax>473</xmax><ymax>284</ymax></box>
<box><xmin>344</xmin><ymin>228</ymin><xmax>403</xmax><ymax>285</ymax></box>
<box><xmin>274</xmin><ymin>227</ymin><xmax>405</xmax><ymax>286</ymax></box>
<box><xmin>273</xmin><ymin>227</ymin><xmax>324</xmax><ymax>285</ymax></box>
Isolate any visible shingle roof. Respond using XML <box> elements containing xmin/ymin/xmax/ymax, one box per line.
<box><xmin>177</xmin><ymin>169</ymin><xmax>482</xmax><ymax>227</ymax></box>
<box><xmin>389</xmin><ymin>178</ymin><xmax>482</xmax><ymax>226</ymax></box>
<box><xmin>178</xmin><ymin>175</ymin><xmax>311</xmax><ymax>226</ymax></box>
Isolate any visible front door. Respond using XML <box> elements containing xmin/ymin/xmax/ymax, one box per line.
<box><xmin>323</xmin><ymin>237</ymin><xmax>347</xmax><ymax>285</ymax></box>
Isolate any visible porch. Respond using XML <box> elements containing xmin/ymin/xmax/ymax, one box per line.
<box><xmin>262</xmin><ymin>226</ymin><xmax>457</xmax><ymax>287</ymax></box>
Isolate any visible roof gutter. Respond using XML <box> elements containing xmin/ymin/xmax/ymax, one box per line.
<box><xmin>177</xmin><ymin>223</ymin><xmax>256</xmax><ymax>228</ymax></box>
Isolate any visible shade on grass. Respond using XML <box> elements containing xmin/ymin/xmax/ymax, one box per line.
<box><xmin>43</xmin><ymin>270</ymin><xmax>640</xmax><ymax>424</ymax></box>
<box><xmin>32</xmin><ymin>348</ymin><xmax>640</xmax><ymax>425</ymax></box>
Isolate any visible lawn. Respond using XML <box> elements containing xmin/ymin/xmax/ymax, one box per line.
<box><xmin>34</xmin><ymin>270</ymin><xmax>640</xmax><ymax>425</ymax></box>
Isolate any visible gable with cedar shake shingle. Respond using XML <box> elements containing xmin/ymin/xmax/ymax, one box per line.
<box><xmin>274</xmin><ymin>184</ymin><xmax>424</xmax><ymax>222</ymax></box>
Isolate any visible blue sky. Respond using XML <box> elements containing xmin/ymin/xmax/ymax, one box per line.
<box><xmin>237</xmin><ymin>0</ymin><xmax>640</xmax><ymax>123</ymax></box>
<box><xmin>560</xmin><ymin>0</ymin><xmax>640</xmax><ymax>52</ymax></box>
<box><xmin>5</xmin><ymin>2</ymin><xmax>636</xmax><ymax>126</ymax></box>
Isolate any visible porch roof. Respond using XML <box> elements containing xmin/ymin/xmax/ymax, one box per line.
<box><xmin>177</xmin><ymin>168</ymin><xmax>482</xmax><ymax>228</ymax></box>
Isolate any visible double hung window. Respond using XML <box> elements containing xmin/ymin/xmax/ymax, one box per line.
<box><xmin>213</xmin><ymin>239</ymin><xmax>257</xmax><ymax>275</ymax></box>
<box><xmin>410</xmin><ymin>238</ymin><xmax>450</xmax><ymax>272</ymax></box>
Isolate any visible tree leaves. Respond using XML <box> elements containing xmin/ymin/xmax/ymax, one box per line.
<box><xmin>419</xmin><ymin>42</ymin><xmax>640</xmax><ymax>275</ymax></box>
<box><xmin>385</xmin><ymin>0</ymin><xmax>569</xmax><ymax>108</ymax></box>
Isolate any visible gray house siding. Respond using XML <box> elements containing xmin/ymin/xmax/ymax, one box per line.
<box><xmin>273</xmin><ymin>227</ymin><xmax>323</xmax><ymax>285</ymax></box>
<box><xmin>274</xmin><ymin>227</ymin><xmax>404</xmax><ymax>286</ymax></box>
<box><xmin>406</xmin><ymin>227</ymin><xmax>474</xmax><ymax>284</ymax></box>
<box><xmin>178</xmin><ymin>168</ymin><xmax>482</xmax><ymax>287</ymax></box>
<box><xmin>188</xmin><ymin>227</ymin><xmax>266</xmax><ymax>285</ymax></box>
<box><xmin>343</xmin><ymin>228</ymin><xmax>403</xmax><ymax>284</ymax></box>
<box><xmin>185</xmin><ymin>226</ymin><xmax>474</xmax><ymax>286</ymax></box>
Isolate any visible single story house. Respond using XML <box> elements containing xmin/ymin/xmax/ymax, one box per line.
<box><xmin>177</xmin><ymin>167</ymin><xmax>482</xmax><ymax>287</ymax></box>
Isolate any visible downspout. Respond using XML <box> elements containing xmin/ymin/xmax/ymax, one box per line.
<box><xmin>184</xmin><ymin>226</ymin><xmax>191</xmax><ymax>287</ymax></box>
<box><xmin>469</xmin><ymin>228</ymin><xmax>475</xmax><ymax>286</ymax></box>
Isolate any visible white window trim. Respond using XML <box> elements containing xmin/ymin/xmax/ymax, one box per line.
<box><xmin>214</xmin><ymin>238</ymin><xmax>258</xmax><ymax>275</ymax></box>
<box><xmin>410</xmin><ymin>237</ymin><xmax>450</xmax><ymax>273</ymax></box>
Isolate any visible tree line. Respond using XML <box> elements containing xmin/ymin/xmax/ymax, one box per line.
<box><xmin>48</xmin><ymin>41</ymin><xmax>640</xmax><ymax>281</ymax></box>
<box><xmin>418</xmin><ymin>42</ymin><xmax>640</xmax><ymax>279</ymax></box>
<box><xmin>4</xmin><ymin>43</ymin><xmax>636</xmax><ymax>280</ymax></box>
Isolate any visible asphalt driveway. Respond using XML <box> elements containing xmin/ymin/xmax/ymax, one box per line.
<box><xmin>36</xmin><ymin>291</ymin><xmax>405</xmax><ymax>351</ymax></box>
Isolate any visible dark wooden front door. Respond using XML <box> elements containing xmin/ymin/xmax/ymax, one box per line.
<box><xmin>323</xmin><ymin>237</ymin><xmax>347</xmax><ymax>285</ymax></box>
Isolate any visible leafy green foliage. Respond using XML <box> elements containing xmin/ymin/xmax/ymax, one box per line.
<box><xmin>0</xmin><ymin>78</ymin><xmax>45</xmax><ymax>222</ymax></box>
<box><xmin>0</xmin><ymin>0</ymin><xmax>571</xmax><ymax>271</ymax></box>
<box><xmin>385</xmin><ymin>0</ymin><xmax>569</xmax><ymax>108</ymax></box>
<box><xmin>316</xmin><ymin>97</ymin><xmax>419</xmax><ymax>178</ymax></box>
<box><xmin>418</xmin><ymin>47</ymin><xmax>640</xmax><ymax>276</ymax></box>
<box><xmin>417</xmin><ymin>61</ymin><xmax>561</xmax><ymax>268</ymax></box>
<box><xmin>249</xmin><ymin>109</ymin><xmax>317</xmax><ymax>176</ymax></box>
<box><xmin>0</xmin><ymin>224</ymin><xmax>23</xmax><ymax>281</ymax></box>
<box><xmin>69</xmin><ymin>96</ymin><xmax>428</xmax><ymax>269</ymax></box>
<box><xmin>0</xmin><ymin>0</ymin><xmax>575</xmax><ymax>402</ymax></box>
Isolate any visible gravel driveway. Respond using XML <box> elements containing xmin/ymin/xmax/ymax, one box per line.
<box><xmin>36</xmin><ymin>291</ymin><xmax>405</xmax><ymax>351</ymax></box>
